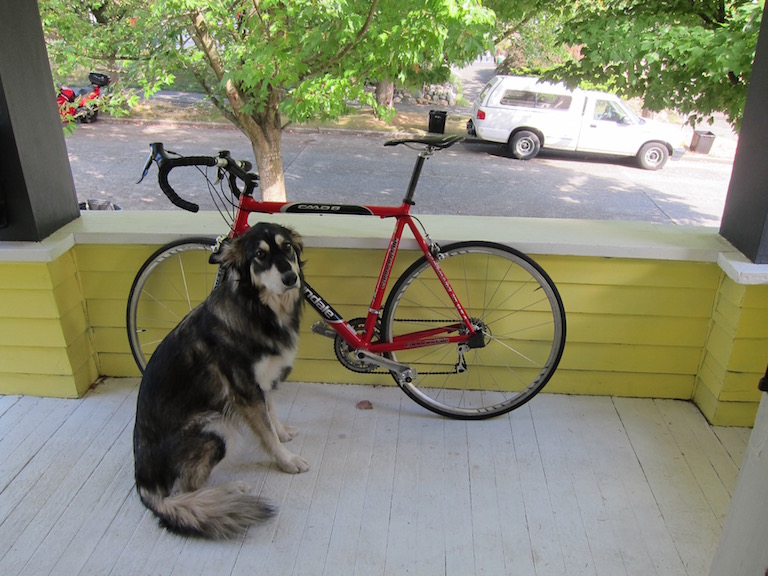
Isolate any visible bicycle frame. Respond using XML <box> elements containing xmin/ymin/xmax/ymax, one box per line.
<box><xmin>229</xmin><ymin>193</ymin><xmax>478</xmax><ymax>356</ymax></box>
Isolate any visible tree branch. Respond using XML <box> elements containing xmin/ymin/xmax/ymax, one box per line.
<box><xmin>190</xmin><ymin>69</ymin><xmax>241</xmax><ymax>127</ymax></box>
<box><xmin>495</xmin><ymin>15</ymin><xmax>534</xmax><ymax>46</ymax></box>
<box><xmin>247</xmin><ymin>0</ymin><xmax>272</xmax><ymax>41</ymax></box>
<box><xmin>187</xmin><ymin>12</ymin><xmax>225</xmax><ymax>81</ymax></box>
<box><xmin>303</xmin><ymin>0</ymin><xmax>379</xmax><ymax>76</ymax></box>
<box><xmin>187</xmin><ymin>12</ymin><xmax>248</xmax><ymax>115</ymax></box>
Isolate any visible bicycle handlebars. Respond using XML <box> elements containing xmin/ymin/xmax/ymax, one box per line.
<box><xmin>137</xmin><ymin>142</ymin><xmax>258</xmax><ymax>213</ymax></box>
<box><xmin>138</xmin><ymin>136</ymin><xmax>463</xmax><ymax>212</ymax></box>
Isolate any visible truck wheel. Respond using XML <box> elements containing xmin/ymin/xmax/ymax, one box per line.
<box><xmin>636</xmin><ymin>142</ymin><xmax>668</xmax><ymax>170</ymax></box>
<box><xmin>509</xmin><ymin>131</ymin><xmax>541</xmax><ymax>160</ymax></box>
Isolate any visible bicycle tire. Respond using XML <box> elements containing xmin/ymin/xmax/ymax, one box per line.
<box><xmin>380</xmin><ymin>241</ymin><xmax>566</xmax><ymax>419</ymax></box>
<box><xmin>126</xmin><ymin>237</ymin><xmax>219</xmax><ymax>372</ymax></box>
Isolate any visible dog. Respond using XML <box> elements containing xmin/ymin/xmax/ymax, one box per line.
<box><xmin>133</xmin><ymin>222</ymin><xmax>308</xmax><ymax>539</ymax></box>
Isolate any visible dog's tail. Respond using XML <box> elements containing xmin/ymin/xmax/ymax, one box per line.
<box><xmin>138</xmin><ymin>481</ymin><xmax>276</xmax><ymax>539</ymax></box>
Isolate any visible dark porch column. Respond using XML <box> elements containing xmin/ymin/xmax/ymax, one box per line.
<box><xmin>720</xmin><ymin>11</ymin><xmax>768</xmax><ymax>263</ymax></box>
<box><xmin>0</xmin><ymin>0</ymin><xmax>79</xmax><ymax>242</ymax></box>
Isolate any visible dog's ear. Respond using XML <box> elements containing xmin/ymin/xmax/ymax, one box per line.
<box><xmin>209</xmin><ymin>237</ymin><xmax>240</xmax><ymax>269</ymax></box>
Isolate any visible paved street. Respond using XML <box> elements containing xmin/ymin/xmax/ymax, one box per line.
<box><xmin>65</xmin><ymin>119</ymin><xmax>735</xmax><ymax>226</ymax></box>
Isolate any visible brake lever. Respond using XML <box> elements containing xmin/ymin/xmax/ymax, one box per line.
<box><xmin>136</xmin><ymin>150</ymin><xmax>154</xmax><ymax>184</ymax></box>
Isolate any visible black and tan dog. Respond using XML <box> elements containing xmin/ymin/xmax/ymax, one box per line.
<box><xmin>133</xmin><ymin>222</ymin><xmax>308</xmax><ymax>539</ymax></box>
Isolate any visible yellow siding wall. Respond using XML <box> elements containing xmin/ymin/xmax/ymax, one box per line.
<box><xmin>75</xmin><ymin>243</ymin><xmax>161</xmax><ymax>377</ymax></box>
<box><xmin>0</xmin><ymin>251</ymin><xmax>98</xmax><ymax>397</ymax></box>
<box><xmin>534</xmin><ymin>255</ymin><xmax>720</xmax><ymax>399</ymax></box>
<box><xmin>77</xmin><ymin>243</ymin><xmax>721</xmax><ymax>396</ymax></box>
<box><xmin>695</xmin><ymin>277</ymin><xmax>768</xmax><ymax>425</ymax></box>
<box><xmin>3</xmin><ymin>239</ymin><xmax>764</xmax><ymax>426</ymax></box>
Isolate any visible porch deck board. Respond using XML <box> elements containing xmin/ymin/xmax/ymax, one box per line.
<box><xmin>0</xmin><ymin>378</ymin><xmax>750</xmax><ymax>576</ymax></box>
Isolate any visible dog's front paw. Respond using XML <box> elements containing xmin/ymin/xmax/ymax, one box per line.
<box><xmin>278</xmin><ymin>452</ymin><xmax>310</xmax><ymax>474</ymax></box>
<box><xmin>278</xmin><ymin>425</ymin><xmax>300</xmax><ymax>443</ymax></box>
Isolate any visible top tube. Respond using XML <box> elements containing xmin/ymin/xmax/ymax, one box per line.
<box><xmin>238</xmin><ymin>198</ymin><xmax>410</xmax><ymax>218</ymax></box>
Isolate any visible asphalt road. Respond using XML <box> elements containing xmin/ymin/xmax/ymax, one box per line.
<box><xmin>65</xmin><ymin>119</ymin><xmax>735</xmax><ymax>227</ymax></box>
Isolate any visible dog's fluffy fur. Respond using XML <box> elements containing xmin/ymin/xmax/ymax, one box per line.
<box><xmin>133</xmin><ymin>222</ymin><xmax>308</xmax><ymax>539</ymax></box>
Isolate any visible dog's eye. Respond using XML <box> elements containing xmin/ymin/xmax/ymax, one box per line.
<box><xmin>255</xmin><ymin>249</ymin><xmax>267</xmax><ymax>260</ymax></box>
<box><xmin>283</xmin><ymin>242</ymin><xmax>293</xmax><ymax>253</ymax></box>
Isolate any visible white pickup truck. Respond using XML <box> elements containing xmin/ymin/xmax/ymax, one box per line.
<box><xmin>467</xmin><ymin>75</ymin><xmax>685</xmax><ymax>170</ymax></box>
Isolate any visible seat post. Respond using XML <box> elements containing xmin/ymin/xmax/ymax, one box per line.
<box><xmin>403</xmin><ymin>149</ymin><xmax>432</xmax><ymax>205</ymax></box>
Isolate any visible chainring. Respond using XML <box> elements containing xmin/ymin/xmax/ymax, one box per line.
<box><xmin>334</xmin><ymin>317</ymin><xmax>382</xmax><ymax>373</ymax></box>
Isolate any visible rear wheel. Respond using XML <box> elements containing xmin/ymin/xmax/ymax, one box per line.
<box><xmin>381</xmin><ymin>241</ymin><xmax>566</xmax><ymax>419</ymax></box>
<box><xmin>126</xmin><ymin>237</ymin><xmax>219</xmax><ymax>371</ymax></box>
<box><xmin>509</xmin><ymin>130</ymin><xmax>541</xmax><ymax>160</ymax></box>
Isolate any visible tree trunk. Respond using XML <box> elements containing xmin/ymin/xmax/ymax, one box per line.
<box><xmin>247</xmin><ymin>122</ymin><xmax>286</xmax><ymax>202</ymax></box>
<box><xmin>375</xmin><ymin>79</ymin><xmax>394</xmax><ymax>109</ymax></box>
<box><xmin>235</xmin><ymin>86</ymin><xmax>287</xmax><ymax>202</ymax></box>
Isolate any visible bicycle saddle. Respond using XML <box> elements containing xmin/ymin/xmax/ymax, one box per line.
<box><xmin>384</xmin><ymin>135</ymin><xmax>464</xmax><ymax>149</ymax></box>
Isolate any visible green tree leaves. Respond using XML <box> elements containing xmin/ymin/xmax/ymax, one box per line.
<box><xmin>551</xmin><ymin>0</ymin><xmax>764</xmax><ymax>129</ymax></box>
<box><xmin>41</xmin><ymin>0</ymin><xmax>494</xmax><ymax>200</ymax></box>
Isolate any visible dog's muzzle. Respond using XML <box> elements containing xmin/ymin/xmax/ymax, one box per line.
<box><xmin>282</xmin><ymin>271</ymin><xmax>299</xmax><ymax>288</ymax></box>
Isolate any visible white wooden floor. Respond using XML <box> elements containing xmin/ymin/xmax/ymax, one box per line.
<box><xmin>0</xmin><ymin>378</ymin><xmax>751</xmax><ymax>576</ymax></box>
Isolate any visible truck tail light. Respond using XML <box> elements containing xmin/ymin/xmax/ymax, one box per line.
<box><xmin>476</xmin><ymin>109</ymin><xmax>486</xmax><ymax>120</ymax></box>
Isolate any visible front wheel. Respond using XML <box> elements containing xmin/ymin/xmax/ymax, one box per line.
<box><xmin>636</xmin><ymin>142</ymin><xmax>668</xmax><ymax>170</ymax></box>
<box><xmin>381</xmin><ymin>242</ymin><xmax>566</xmax><ymax>419</ymax></box>
<box><xmin>126</xmin><ymin>237</ymin><xmax>219</xmax><ymax>372</ymax></box>
<box><xmin>78</xmin><ymin>107</ymin><xmax>98</xmax><ymax>123</ymax></box>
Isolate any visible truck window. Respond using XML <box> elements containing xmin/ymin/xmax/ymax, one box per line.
<box><xmin>500</xmin><ymin>90</ymin><xmax>571</xmax><ymax>110</ymax></box>
<box><xmin>593</xmin><ymin>100</ymin><xmax>627</xmax><ymax>122</ymax></box>
<box><xmin>478</xmin><ymin>80</ymin><xmax>498</xmax><ymax>104</ymax></box>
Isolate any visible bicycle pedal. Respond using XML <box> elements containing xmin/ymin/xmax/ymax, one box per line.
<box><xmin>311</xmin><ymin>321</ymin><xmax>336</xmax><ymax>339</ymax></box>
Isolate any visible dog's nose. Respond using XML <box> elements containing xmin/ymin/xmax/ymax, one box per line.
<box><xmin>282</xmin><ymin>271</ymin><xmax>298</xmax><ymax>287</ymax></box>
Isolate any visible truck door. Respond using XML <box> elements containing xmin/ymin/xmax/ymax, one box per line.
<box><xmin>577</xmin><ymin>97</ymin><xmax>639</xmax><ymax>155</ymax></box>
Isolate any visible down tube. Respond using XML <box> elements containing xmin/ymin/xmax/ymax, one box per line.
<box><xmin>301</xmin><ymin>280</ymin><xmax>360</xmax><ymax>345</ymax></box>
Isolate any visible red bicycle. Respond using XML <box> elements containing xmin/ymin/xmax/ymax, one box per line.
<box><xmin>127</xmin><ymin>136</ymin><xmax>566</xmax><ymax>419</ymax></box>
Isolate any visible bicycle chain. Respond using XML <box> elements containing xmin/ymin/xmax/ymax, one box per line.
<box><xmin>337</xmin><ymin>317</ymin><xmax>463</xmax><ymax>376</ymax></box>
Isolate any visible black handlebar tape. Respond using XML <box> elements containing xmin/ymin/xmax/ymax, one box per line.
<box><xmin>156</xmin><ymin>156</ymin><xmax>218</xmax><ymax>213</ymax></box>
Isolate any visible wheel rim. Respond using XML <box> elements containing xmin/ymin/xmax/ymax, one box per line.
<box><xmin>381</xmin><ymin>243</ymin><xmax>565</xmax><ymax>419</ymax></box>
<box><xmin>644</xmin><ymin>147</ymin><xmax>663</xmax><ymax>167</ymax></box>
<box><xmin>127</xmin><ymin>240</ymin><xmax>217</xmax><ymax>371</ymax></box>
<box><xmin>515</xmin><ymin>138</ymin><xmax>534</xmax><ymax>156</ymax></box>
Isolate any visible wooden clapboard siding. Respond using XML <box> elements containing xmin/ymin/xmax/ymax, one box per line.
<box><xmin>75</xmin><ymin>243</ymin><xmax>171</xmax><ymax>378</ymax></box>
<box><xmin>694</xmin><ymin>276</ymin><xmax>768</xmax><ymax>425</ymax></box>
<box><xmin>539</xmin><ymin>255</ymin><xmax>719</xmax><ymax>399</ymax></box>
<box><xmin>0</xmin><ymin>253</ymin><xmax>97</xmax><ymax>397</ymax></box>
<box><xmin>71</xmin><ymin>244</ymin><xmax>721</xmax><ymax>403</ymax></box>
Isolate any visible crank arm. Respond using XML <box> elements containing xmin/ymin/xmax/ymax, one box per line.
<box><xmin>353</xmin><ymin>349</ymin><xmax>417</xmax><ymax>384</ymax></box>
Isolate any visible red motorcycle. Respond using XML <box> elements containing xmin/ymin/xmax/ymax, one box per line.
<box><xmin>57</xmin><ymin>72</ymin><xmax>110</xmax><ymax>123</ymax></box>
